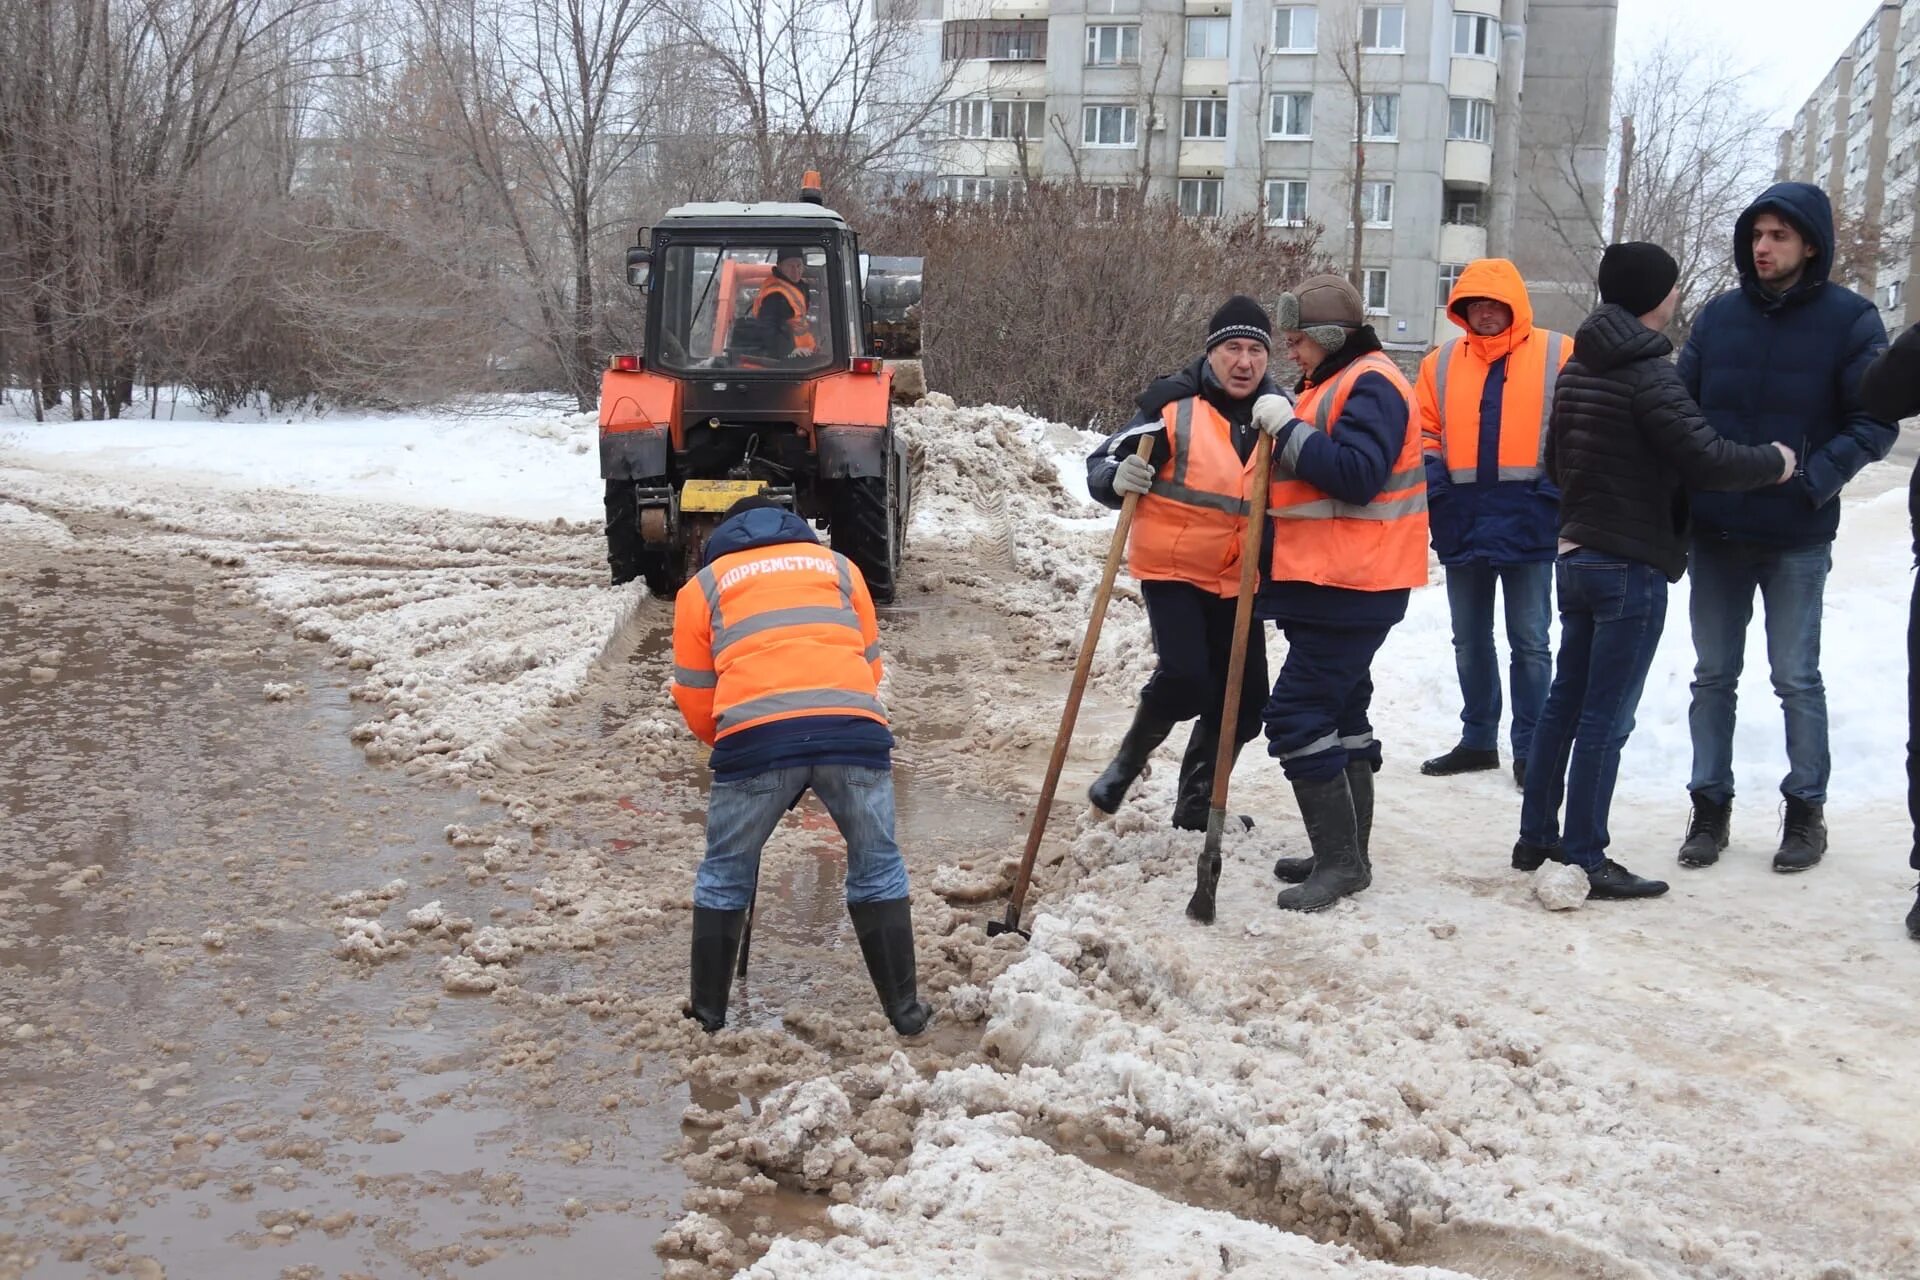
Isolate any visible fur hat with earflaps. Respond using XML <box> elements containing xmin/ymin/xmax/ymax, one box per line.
<box><xmin>1276</xmin><ymin>274</ymin><xmax>1366</xmax><ymax>354</ymax></box>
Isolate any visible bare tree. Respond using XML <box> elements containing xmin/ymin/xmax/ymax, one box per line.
<box><xmin>1528</xmin><ymin>32</ymin><xmax>1773</xmax><ymax>339</ymax></box>
<box><xmin>1329</xmin><ymin>0</ymin><xmax>1369</xmax><ymax>289</ymax></box>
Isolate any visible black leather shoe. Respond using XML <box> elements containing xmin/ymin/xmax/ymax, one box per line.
<box><xmin>1420</xmin><ymin>745</ymin><xmax>1499</xmax><ymax>776</ymax></box>
<box><xmin>1773</xmin><ymin>797</ymin><xmax>1827</xmax><ymax>872</ymax></box>
<box><xmin>1513</xmin><ymin>758</ymin><xmax>1526</xmax><ymax>790</ymax></box>
<box><xmin>1678</xmin><ymin>793</ymin><xmax>1731</xmax><ymax>868</ymax></box>
<box><xmin>1512</xmin><ymin>839</ymin><xmax>1561</xmax><ymax>871</ymax></box>
<box><xmin>1585</xmin><ymin>859</ymin><xmax>1669</xmax><ymax>899</ymax></box>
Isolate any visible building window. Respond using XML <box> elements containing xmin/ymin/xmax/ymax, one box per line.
<box><xmin>948</xmin><ymin>99</ymin><xmax>1045</xmax><ymax>141</ymax></box>
<box><xmin>1269</xmin><ymin>91</ymin><xmax>1313</xmax><ymax>138</ymax></box>
<box><xmin>1082</xmin><ymin>103</ymin><xmax>1139</xmax><ymax>147</ymax></box>
<box><xmin>1363</xmin><ymin>268</ymin><xmax>1390</xmax><ymax>314</ymax></box>
<box><xmin>1452</xmin><ymin>12</ymin><xmax>1496</xmax><ymax>58</ymax></box>
<box><xmin>941</xmin><ymin>19</ymin><xmax>1046</xmax><ymax>62</ymax></box>
<box><xmin>1186</xmin><ymin>15</ymin><xmax>1229</xmax><ymax>59</ymax></box>
<box><xmin>937</xmin><ymin>176</ymin><xmax>1027</xmax><ymax>205</ymax></box>
<box><xmin>1273</xmin><ymin>6</ymin><xmax>1317</xmax><ymax>52</ymax></box>
<box><xmin>1887</xmin><ymin>279</ymin><xmax>1905</xmax><ymax>311</ymax></box>
<box><xmin>1361</xmin><ymin>93</ymin><xmax>1399</xmax><ymax>140</ymax></box>
<box><xmin>1182</xmin><ymin>98</ymin><xmax>1229</xmax><ymax>140</ymax></box>
<box><xmin>1439</xmin><ymin>262</ymin><xmax>1467</xmax><ymax>296</ymax></box>
<box><xmin>1360</xmin><ymin>180</ymin><xmax>1393</xmax><ymax>227</ymax></box>
<box><xmin>1178</xmin><ymin>178</ymin><xmax>1223</xmax><ymax>218</ymax></box>
<box><xmin>1447</xmin><ymin>97</ymin><xmax>1493</xmax><ymax>143</ymax></box>
<box><xmin>1265</xmin><ymin>179</ymin><xmax>1309</xmax><ymax>225</ymax></box>
<box><xmin>1086</xmin><ymin>24</ymin><xmax>1140</xmax><ymax>67</ymax></box>
<box><xmin>1361</xmin><ymin>5</ymin><xmax>1404</xmax><ymax>51</ymax></box>
<box><xmin>1444</xmin><ymin>191</ymin><xmax>1482</xmax><ymax>225</ymax></box>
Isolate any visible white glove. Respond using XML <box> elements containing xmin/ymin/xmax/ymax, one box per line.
<box><xmin>1253</xmin><ymin>392</ymin><xmax>1296</xmax><ymax>438</ymax></box>
<box><xmin>1113</xmin><ymin>451</ymin><xmax>1154</xmax><ymax>497</ymax></box>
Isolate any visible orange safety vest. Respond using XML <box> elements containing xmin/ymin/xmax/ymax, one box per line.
<box><xmin>670</xmin><ymin>542</ymin><xmax>884</xmax><ymax>746</ymax></box>
<box><xmin>750</xmin><ymin>277</ymin><xmax>817</xmax><ymax>354</ymax></box>
<box><xmin>1267</xmin><ymin>352</ymin><xmax>1429</xmax><ymax>591</ymax></box>
<box><xmin>1127</xmin><ymin>396</ymin><xmax>1258</xmax><ymax>597</ymax></box>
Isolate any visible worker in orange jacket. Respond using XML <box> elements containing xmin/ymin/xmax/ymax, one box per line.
<box><xmin>750</xmin><ymin>250</ymin><xmax>818</xmax><ymax>359</ymax></box>
<box><xmin>1084</xmin><ymin>296</ymin><xmax>1279</xmax><ymax>830</ymax></box>
<box><xmin>1415</xmin><ymin>259</ymin><xmax>1573</xmax><ymax>789</ymax></box>
<box><xmin>1254</xmin><ymin>275</ymin><xmax>1429</xmax><ymax>911</ymax></box>
<box><xmin>669</xmin><ymin>496</ymin><xmax>929</xmax><ymax>1036</ymax></box>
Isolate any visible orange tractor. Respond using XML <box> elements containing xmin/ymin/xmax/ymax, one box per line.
<box><xmin>598</xmin><ymin>174</ymin><xmax>921</xmax><ymax>602</ymax></box>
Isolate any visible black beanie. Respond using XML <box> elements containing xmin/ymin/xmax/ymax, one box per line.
<box><xmin>1205</xmin><ymin>295</ymin><xmax>1273</xmax><ymax>351</ymax></box>
<box><xmin>1597</xmin><ymin>242</ymin><xmax>1680</xmax><ymax>317</ymax></box>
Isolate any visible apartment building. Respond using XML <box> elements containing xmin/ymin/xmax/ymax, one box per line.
<box><xmin>910</xmin><ymin>0</ymin><xmax>1617</xmax><ymax>347</ymax></box>
<box><xmin>1777</xmin><ymin>0</ymin><xmax>1920</xmax><ymax>332</ymax></box>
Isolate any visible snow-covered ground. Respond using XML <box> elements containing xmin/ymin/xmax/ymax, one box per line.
<box><xmin>4</xmin><ymin>393</ymin><xmax>1916</xmax><ymax>1279</ymax></box>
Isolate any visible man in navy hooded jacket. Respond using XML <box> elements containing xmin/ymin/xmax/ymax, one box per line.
<box><xmin>1676</xmin><ymin>182</ymin><xmax>1893</xmax><ymax>874</ymax></box>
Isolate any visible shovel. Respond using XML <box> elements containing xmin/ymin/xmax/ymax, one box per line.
<box><xmin>1185</xmin><ymin>431</ymin><xmax>1273</xmax><ymax>925</ymax></box>
<box><xmin>988</xmin><ymin>435</ymin><xmax>1155</xmax><ymax>939</ymax></box>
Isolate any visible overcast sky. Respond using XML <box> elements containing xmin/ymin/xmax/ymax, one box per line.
<box><xmin>1613</xmin><ymin>0</ymin><xmax>1884</xmax><ymax>126</ymax></box>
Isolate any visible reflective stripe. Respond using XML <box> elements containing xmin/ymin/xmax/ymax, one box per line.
<box><xmin>1339</xmin><ymin>733</ymin><xmax>1376</xmax><ymax>750</ymax></box>
<box><xmin>1537</xmin><ymin>331</ymin><xmax>1567</xmax><ymax>468</ymax></box>
<box><xmin>673</xmin><ymin>664</ymin><xmax>718</xmax><ymax>688</ymax></box>
<box><xmin>1281</xmin><ymin>732</ymin><xmax>1342</xmax><ymax>761</ymax></box>
<box><xmin>1431</xmin><ymin>339</ymin><xmax>1462</xmax><ymax>440</ymax></box>
<box><xmin>1279</xmin><ymin>421</ymin><xmax>1316</xmax><ymax>472</ymax></box>
<box><xmin>1270</xmin><ymin>460</ymin><xmax>1426</xmax><ymax>519</ymax></box>
<box><xmin>1148</xmin><ymin>480</ymin><xmax>1251</xmax><ymax>515</ymax></box>
<box><xmin>834</xmin><ymin>554</ymin><xmax>854</xmax><ymax>606</ymax></box>
<box><xmin>1449</xmin><ymin>464</ymin><xmax>1546</xmax><ymax>485</ymax></box>
<box><xmin>716</xmin><ymin>687</ymin><xmax>887</xmax><ymax>732</ymax></box>
<box><xmin>863</xmin><ymin>641</ymin><xmax>882</xmax><ymax>662</ymax></box>
<box><xmin>1170</xmin><ymin>399</ymin><xmax>1195</xmax><ymax>487</ymax></box>
<box><xmin>697</xmin><ymin>567</ymin><xmax>723</xmax><ymax>631</ymax></box>
<box><xmin>713</xmin><ymin>605</ymin><xmax>863</xmax><ymax>655</ymax></box>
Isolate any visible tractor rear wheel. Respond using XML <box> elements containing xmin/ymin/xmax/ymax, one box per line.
<box><xmin>604</xmin><ymin>480</ymin><xmax>679</xmax><ymax>598</ymax></box>
<box><xmin>830</xmin><ymin>437</ymin><xmax>907</xmax><ymax>604</ymax></box>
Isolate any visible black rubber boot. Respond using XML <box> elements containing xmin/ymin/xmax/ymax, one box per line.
<box><xmin>1171</xmin><ymin>722</ymin><xmax>1255</xmax><ymax>833</ymax></box>
<box><xmin>848</xmin><ymin>898</ymin><xmax>932</xmax><ymax>1036</ymax></box>
<box><xmin>1585</xmin><ymin>859</ymin><xmax>1669</xmax><ymax>899</ymax></box>
<box><xmin>1088</xmin><ymin>705</ymin><xmax>1178</xmax><ymax>813</ymax></box>
<box><xmin>1906</xmin><ymin>885</ymin><xmax>1919</xmax><ymax>942</ymax></box>
<box><xmin>685</xmin><ymin>907</ymin><xmax>748</xmax><ymax>1033</ymax></box>
<box><xmin>1678</xmin><ymin>793</ymin><xmax>1732</xmax><ymax>868</ymax></box>
<box><xmin>1276</xmin><ymin>774</ymin><xmax>1370</xmax><ymax>912</ymax></box>
<box><xmin>1773</xmin><ymin>797</ymin><xmax>1827</xmax><ymax>872</ymax></box>
<box><xmin>1420</xmin><ymin>745</ymin><xmax>1499</xmax><ymax>776</ymax></box>
<box><xmin>1277</xmin><ymin>760</ymin><xmax>1371</xmax><ymax>883</ymax></box>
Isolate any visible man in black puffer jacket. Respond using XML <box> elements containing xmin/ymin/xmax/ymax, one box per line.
<box><xmin>1857</xmin><ymin>324</ymin><xmax>1920</xmax><ymax>941</ymax></box>
<box><xmin>1514</xmin><ymin>243</ymin><xmax>1794</xmax><ymax>900</ymax></box>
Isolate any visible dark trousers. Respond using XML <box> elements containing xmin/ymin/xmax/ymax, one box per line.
<box><xmin>1910</xmin><ymin>570</ymin><xmax>1919</xmax><ymax>871</ymax></box>
<box><xmin>1139</xmin><ymin>580</ymin><xmax>1268</xmax><ymax>741</ymax></box>
<box><xmin>1520</xmin><ymin>551</ymin><xmax>1669</xmax><ymax>871</ymax></box>
<box><xmin>1262</xmin><ymin>622</ymin><xmax>1393</xmax><ymax>782</ymax></box>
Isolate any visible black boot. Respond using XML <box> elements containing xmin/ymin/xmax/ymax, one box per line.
<box><xmin>1276</xmin><ymin>774</ymin><xmax>1370</xmax><ymax>912</ymax></box>
<box><xmin>1512</xmin><ymin>839</ymin><xmax>1562</xmax><ymax>871</ymax></box>
<box><xmin>1277</xmin><ymin>760</ymin><xmax>1373</xmax><ymax>883</ymax></box>
<box><xmin>1906</xmin><ymin>885</ymin><xmax>1919</xmax><ymax>942</ymax></box>
<box><xmin>1585</xmin><ymin>859</ymin><xmax>1669</xmax><ymax>899</ymax></box>
<box><xmin>1773</xmin><ymin>797</ymin><xmax>1827</xmax><ymax>872</ymax></box>
<box><xmin>1513</xmin><ymin>758</ymin><xmax>1527</xmax><ymax>790</ymax></box>
<box><xmin>848</xmin><ymin>898</ymin><xmax>932</xmax><ymax>1036</ymax></box>
<box><xmin>685</xmin><ymin>907</ymin><xmax>748</xmax><ymax>1033</ymax></box>
<box><xmin>1171</xmin><ymin>722</ymin><xmax>1255</xmax><ymax>832</ymax></box>
<box><xmin>1420</xmin><ymin>745</ymin><xmax>1499</xmax><ymax>776</ymax></box>
<box><xmin>1088</xmin><ymin>705</ymin><xmax>1178</xmax><ymax>814</ymax></box>
<box><xmin>1677</xmin><ymin>793</ymin><xmax>1732</xmax><ymax>868</ymax></box>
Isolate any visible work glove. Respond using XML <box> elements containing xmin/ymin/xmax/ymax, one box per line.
<box><xmin>1112</xmin><ymin>451</ymin><xmax>1155</xmax><ymax>497</ymax></box>
<box><xmin>1253</xmin><ymin>392</ymin><xmax>1296</xmax><ymax>439</ymax></box>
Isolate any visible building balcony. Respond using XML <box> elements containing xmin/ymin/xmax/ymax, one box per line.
<box><xmin>1183</xmin><ymin>60</ymin><xmax>1229</xmax><ymax>91</ymax></box>
<box><xmin>1178</xmin><ymin>140</ymin><xmax>1227</xmax><ymax>172</ymax></box>
<box><xmin>1439</xmin><ymin>222</ymin><xmax>1488</xmax><ymax>263</ymax></box>
<box><xmin>1448</xmin><ymin>58</ymin><xmax>1498</xmax><ymax>99</ymax></box>
<box><xmin>1444</xmin><ymin>139</ymin><xmax>1493</xmax><ymax>189</ymax></box>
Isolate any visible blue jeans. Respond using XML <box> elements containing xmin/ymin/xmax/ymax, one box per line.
<box><xmin>1686</xmin><ymin>539</ymin><xmax>1831</xmax><ymax>806</ymax></box>
<box><xmin>1520</xmin><ymin>552</ymin><xmax>1670</xmax><ymax>871</ymax></box>
<box><xmin>1444</xmin><ymin>560</ymin><xmax>1553</xmax><ymax>760</ymax></box>
<box><xmin>694</xmin><ymin>764</ymin><xmax>910</xmax><ymax>910</ymax></box>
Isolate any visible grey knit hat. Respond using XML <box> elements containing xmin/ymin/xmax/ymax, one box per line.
<box><xmin>1276</xmin><ymin>274</ymin><xmax>1366</xmax><ymax>354</ymax></box>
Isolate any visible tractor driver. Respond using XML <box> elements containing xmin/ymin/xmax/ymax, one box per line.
<box><xmin>750</xmin><ymin>249</ymin><xmax>818</xmax><ymax>360</ymax></box>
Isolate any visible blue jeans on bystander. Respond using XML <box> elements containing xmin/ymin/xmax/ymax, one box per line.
<box><xmin>1443</xmin><ymin>560</ymin><xmax>1554</xmax><ymax>762</ymax></box>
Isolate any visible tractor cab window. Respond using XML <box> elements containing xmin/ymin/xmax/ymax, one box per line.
<box><xmin>656</xmin><ymin>243</ymin><xmax>834</xmax><ymax>372</ymax></box>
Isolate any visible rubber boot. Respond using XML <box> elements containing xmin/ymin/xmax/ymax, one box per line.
<box><xmin>1773</xmin><ymin>797</ymin><xmax>1827</xmax><ymax>872</ymax></box>
<box><xmin>1088</xmin><ymin>704</ymin><xmax>1177</xmax><ymax>813</ymax></box>
<box><xmin>1906</xmin><ymin>884</ymin><xmax>1919</xmax><ymax>942</ymax></box>
<box><xmin>1275</xmin><ymin>774</ymin><xmax>1370</xmax><ymax>912</ymax></box>
<box><xmin>1171</xmin><ymin>722</ymin><xmax>1255</xmax><ymax>833</ymax></box>
<box><xmin>1277</xmin><ymin>759</ymin><xmax>1370</xmax><ymax>883</ymax></box>
<box><xmin>685</xmin><ymin>906</ymin><xmax>748</xmax><ymax>1033</ymax></box>
<box><xmin>1678</xmin><ymin>793</ymin><xmax>1731</xmax><ymax>868</ymax></box>
<box><xmin>848</xmin><ymin>897</ymin><xmax>933</xmax><ymax>1036</ymax></box>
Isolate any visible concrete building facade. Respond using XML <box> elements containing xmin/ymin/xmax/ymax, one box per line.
<box><xmin>912</xmin><ymin>0</ymin><xmax>1618</xmax><ymax>347</ymax></box>
<box><xmin>1778</xmin><ymin>0</ymin><xmax>1920</xmax><ymax>332</ymax></box>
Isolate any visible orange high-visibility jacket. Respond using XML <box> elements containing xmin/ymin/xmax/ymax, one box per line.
<box><xmin>1416</xmin><ymin>258</ymin><xmax>1572</xmax><ymax>487</ymax></box>
<box><xmin>1267</xmin><ymin>352</ymin><xmax>1429</xmax><ymax>591</ymax></box>
<box><xmin>671</xmin><ymin>542</ymin><xmax>884</xmax><ymax>747</ymax></box>
<box><xmin>751</xmin><ymin>277</ymin><xmax>818</xmax><ymax>354</ymax></box>
<box><xmin>1128</xmin><ymin>396</ymin><xmax>1259</xmax><ymax>597</ymax></box>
